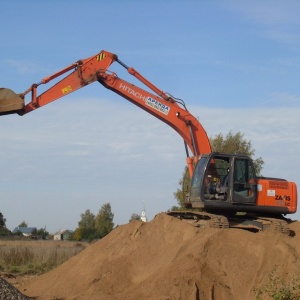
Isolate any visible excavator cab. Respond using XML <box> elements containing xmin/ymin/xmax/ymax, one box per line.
<box><xmin>0</xmin><ymin>88</ymin><xmax>24</xmax><ymax>115</ymax></box>
<box><xmin>188</xmin><ymin>153</ymin><xmax>258</xmax><ymax>210</ymax></box>
<box><xmin>188</xmin><ymin>152</ymin><xmax>297</xmax><ymax>216</ymax></box>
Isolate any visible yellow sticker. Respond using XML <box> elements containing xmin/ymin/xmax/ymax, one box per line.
<box><xmin>62</xmin><ymin>85</ymin><xmax>72</xmax><ymax>94</ymax></box>
<box><xmin>97</xmin><ymin>53</ymin><xmax>106</xmax><ymax>61</ymax></box>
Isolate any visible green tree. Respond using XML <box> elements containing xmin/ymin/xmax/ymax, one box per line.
<box><xmin>0</xmin><ymin>212</ymin><xmax>10</xmax><ymax>236</ymax></box>
<box><xmin>174</xmin><ymin>131</ymin><xmax>264</xmax><ymax>208</ymax></box>
<box><xmin>129</xmin><ymin>213</ymin><xmax>141</xmax><ymax>222</ymax></box>
<box><xmin>0</xmin><ymin>212</ymin><xmax>6</xmax><ymax>227</ymax></box>
<box><xmin>73</xmin><ymin>227</ymin><xmax>83</xmax><ymax>241</ymax></box>
<box><xmin>37</xmin><ymin>227</ymin><xmax>49</xmax><ymax>239</ymax></box>
<box><xmin>210</xmin><ymin>131</ymin><xmax>264</xmax><ymax>175</ymax></box>
<box><xmin>173</xmin><ymin>166</ymin><xmax>191</xmax><ymax>209</ymax></box>
<box><xmin>77</xmin><ymin>209</ymin><xmax>96</xmax><ymax>241</ymax></box>
<box><xmin>95</xmin><ymin>203</ymin><xmax>114</xmax><ymax>239</ymax></box>
<box><xmin>18</xmin><ymin>221</ymin><xmax>28</xmax><ymax>227</ymax></box>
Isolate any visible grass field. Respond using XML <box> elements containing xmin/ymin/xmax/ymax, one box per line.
<box><xmin>0</xmin><ymin>239</ymin><xmax>87</xmax><ymax>275</ymax></box>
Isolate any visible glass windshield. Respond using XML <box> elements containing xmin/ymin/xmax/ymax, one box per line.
<box><xmin>191</xmin><ymin>156</ymin><xmax>208</xmax><ymax>189</ymax></box>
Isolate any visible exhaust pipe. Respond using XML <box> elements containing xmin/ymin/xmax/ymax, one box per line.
<box><xmin>0</xmin><ymin>88</ymin><xmax>24</xmax><ymax>115</ymax></box>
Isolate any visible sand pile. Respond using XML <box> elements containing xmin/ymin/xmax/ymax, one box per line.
<box><xmin>19</xmin><ymin>213</ymin><xmax>300</xmax><ymax>300</ymax></box>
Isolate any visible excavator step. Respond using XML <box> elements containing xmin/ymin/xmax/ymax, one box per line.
<box><xmin>0</xmin><ymin>88</ymin><xmax>24</xmax><ymax>115</ymax></box>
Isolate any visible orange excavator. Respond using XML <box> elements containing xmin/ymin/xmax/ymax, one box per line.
<box><xmin>0</xmin><ymin>50</ymin><xmax>297</xmax><ymax>233</ymax></box>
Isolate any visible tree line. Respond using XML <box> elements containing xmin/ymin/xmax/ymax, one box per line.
<box><xmin>73</xmin><ymin>203</ymin><xmax>114</xmax><ymax>241</ymax></box>
<box><xmin>0</xmin><ymin>203</ymin><xmax>141</xmax><ymax>241</ymax></box>
<box><xmin>0</xmin><ymin>203</ymin><xmax>115</xmax><ymax>241</ymax></box>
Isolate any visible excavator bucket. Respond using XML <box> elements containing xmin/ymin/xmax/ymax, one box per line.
<box><xmin>0</xmin><ymin>88</ymin><xmax>24</xmax><ymax>115</ymax></box>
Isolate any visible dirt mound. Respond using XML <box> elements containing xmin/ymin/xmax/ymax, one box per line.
<box><xmin>20</xmin><ymin>214</ymin><xmax>300</xmax><ymax>300</ymax></box>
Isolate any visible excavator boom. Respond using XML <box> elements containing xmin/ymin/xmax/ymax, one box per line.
<box><xmin>0</xmin><ymin>50</ymin><xmax>211</xmax><ymax>177</ymax></box>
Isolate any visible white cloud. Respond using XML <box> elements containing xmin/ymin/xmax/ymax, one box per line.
<box><xmin>270</xmin><ymin>92</ymin><xmax>300</xmax><ymax>106</ymax></box>
<box><xmin>224</xmin><ymin>1</ymin><xmax>300</xmax><ymax>26</ymax></box>
<box><xmin>3</xmin><ymin>59</ymin><xmax>48</xmax><ymax>75</ymax></box>
<box><xmin>222</xmin><ymin>1</ymin><xmax>300</xmax><ymax>48</ymax></box>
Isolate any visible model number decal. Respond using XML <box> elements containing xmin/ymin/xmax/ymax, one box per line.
<box><xmin>275</xmin><ymin>195</ymin><xmax>290</xmax><ymax>201</ymax></box>
<box><xmin>275</xmin><ymin>195</ymin><xmax>291</xmax><ymax>206</ymax></box>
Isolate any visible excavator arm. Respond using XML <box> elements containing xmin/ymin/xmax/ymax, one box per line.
<box><xmin>15</xmin><ymin>51</ymin><xmax>117</xmax><ymax>114</ymax></box>
<box><xmin>0</xmin><ymin>50</ymin><xmax>211</xmax><ymax>176</ymax></box>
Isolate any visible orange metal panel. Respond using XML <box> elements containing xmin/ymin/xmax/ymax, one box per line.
<box><xmin>257</xmin><ymin>178</ymin><xmax>297</xmax><ymax>213</ymax></box>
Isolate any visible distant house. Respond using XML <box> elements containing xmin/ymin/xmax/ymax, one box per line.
<box><xmin>54</xmin><ymin>230</ymin><xmax>73</xmax><ymax>241</ymax></box>
<box><xmin>12</xmin><ymin>226</ymin><xmax>37</xmax><ymax>237</ymax></box>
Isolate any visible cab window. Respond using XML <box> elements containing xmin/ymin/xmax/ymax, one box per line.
<box><xmin>233</xmin><ymin>158</ymin><xmax>255</xmax><ymax>195</ymax></box>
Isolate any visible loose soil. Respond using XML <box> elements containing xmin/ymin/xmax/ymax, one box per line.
<box><xmin>10</xmin><ymin>213</ymin><xmax>300</xmax><ymax>300</ymax></box>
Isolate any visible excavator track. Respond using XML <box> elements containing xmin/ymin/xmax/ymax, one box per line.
<box><xmin>166</xmin><ymin>211</ymin><xmax>229</xmax><ymax>229</ymax></box>
<box><xmin>228</xmin><ymin>215</ymin><xmax>291</xmax><ymax>235</ymax></box>
<box><xmin>167</xmin><ymin>211</ymin><xmax>291</xmax><ymax>235</ymax></box>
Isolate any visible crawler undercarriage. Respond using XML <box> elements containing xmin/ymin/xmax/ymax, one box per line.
<box><xmin>166</xmin><ymin>210</ymin><xmax>291</xmax><ymax>235</ymax></box>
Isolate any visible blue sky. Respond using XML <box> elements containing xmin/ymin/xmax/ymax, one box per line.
<box><xmin>1</xmin><ymin>1</ymin><xmax>300</xmax><ymax>233</ymax></box>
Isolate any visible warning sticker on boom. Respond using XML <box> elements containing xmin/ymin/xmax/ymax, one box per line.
<box><xmin>62</xmin><ymin>85</ymin><xmax>73</xmax><ymax>95</ymax></box>
<box><xmin>146</xmin><ymin>97</ymin><xmax>170</xmax><ymax>115</ymax></box>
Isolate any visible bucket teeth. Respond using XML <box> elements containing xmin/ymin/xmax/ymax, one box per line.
<box><xmin>0</xmin><ymin>88</ymin><xmax>24</xmax><ymax>115</ymax></box>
